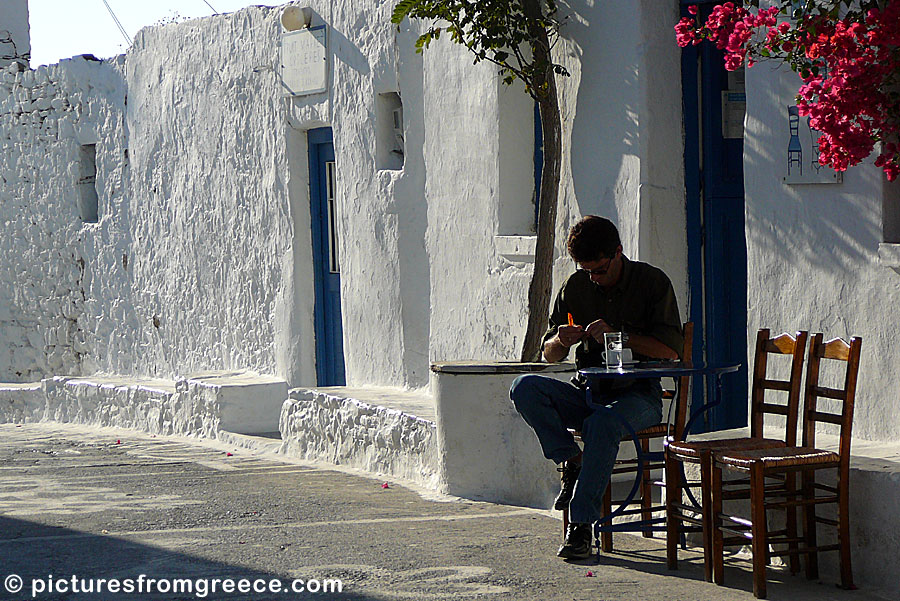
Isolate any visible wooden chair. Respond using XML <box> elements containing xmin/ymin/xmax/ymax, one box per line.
<box><xmin>710</xmin><ymin>334</ymin><xmax>862</xmax><ymax>598</ymax></box>
<box><xmin>562</xmin><ymin>322</ymin><xmax>693</xmax><ymax>552</ymax></box>
<box><xmin>665</xmin><ymin>329</ymin><xmax>808</xmax><ymax>581</ymax></box>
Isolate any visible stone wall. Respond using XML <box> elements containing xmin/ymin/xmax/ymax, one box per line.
<box><xmin>0</xmin><ymin>1</ymin><xmax>691</xmax><ymax>392</ymax></box>
<box><xmin>280</xmin><ymin>388</ymin><xmax>439</xmax><ymax>488</ymax></box>
<box><xmin>0</xmin><ymin>56</ymin><xmax>127</xmax><ymax>382</ymax></box>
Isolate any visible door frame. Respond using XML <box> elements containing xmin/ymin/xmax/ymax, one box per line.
<box><xmin>681</xmin><ymin>0</ymin><xmax>748</xmax><ymax>432</ymax></box>
<box><xmin>307</xmin><ymin>127</ymin><xmax>345</xmax><ymax>386</ymax></box>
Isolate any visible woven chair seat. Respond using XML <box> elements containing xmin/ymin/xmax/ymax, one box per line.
<box><xmin>635</xmin><ymin>423</ymin><xmax>667</xmax><ymax>437</ymax></box>
<box><xmin>717</xmin><ymin>445</ymin><xmax>839</xmax><ymax>469</ymax></box>
<box><xmin>570</xmin><ymin>422</ymin><xmax>668</xmax><ymax>443</ymax></box>
<box><xmin>666</xmin><ymin>437</ymin><xmax>785</xmax><ymax>459</ymax></box>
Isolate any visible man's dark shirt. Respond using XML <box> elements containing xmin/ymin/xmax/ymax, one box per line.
<box><xmin>542</xmin><ymin>256</ymin><xmax>684</xmax><ymax>382</ymax></box>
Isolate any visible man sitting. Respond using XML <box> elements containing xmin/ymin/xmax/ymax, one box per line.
<box><xmin>510</xmin><ymin>216</ymin><xmax>683</xmax><ymax>559</ymax></box>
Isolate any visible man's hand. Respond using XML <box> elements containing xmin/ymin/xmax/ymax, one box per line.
<box><xmin>584</xmin><ymin>318</ymin><xmax>614</xmax><ymax>343</ymax></box>
<box><xmin>557</xmin><ymin>325</ymin><xmax>585</xmax><ymax>348</ymax></box>
<box><xmin>542</xmin><ymin>325</ymin><xmax>585</xmax><ymax>363</ymax></box>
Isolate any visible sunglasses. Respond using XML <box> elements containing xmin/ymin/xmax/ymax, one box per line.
<box><xmin>577</xmin><ymin>256</ymin><xmax>614</xmax><ymax>276</ymax></box>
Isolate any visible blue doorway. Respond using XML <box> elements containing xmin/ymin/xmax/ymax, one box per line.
<box><xmin>308</xmin><ymin>127</ymin><xmax>346</xmax><ymax>386</ymax></box>
<box><xmin>682</xmin><ymin>1</ymin><xmax>748</xmax><ymax>431</ymax></box>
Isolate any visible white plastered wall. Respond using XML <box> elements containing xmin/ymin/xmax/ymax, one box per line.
<box><xmin>743</xmin><ymin>63</ymin><xmax>900</xmax><ymax>442</ymax></box>
<box><xmin>110</xmin><ymin>2</ymin><xmax>429</xmax><ymax>389</ymax></box>
<box><xmin>122</xmin><ymin>8</ymin><xmax>293</xmax><ymax>381</ymax></box>
<box><xmin>1</xmin><ymin>1</ymin><xmax>690</xmax><ymax>392</ymax></box>
<box><xmin>551</xmin><ymin>0</ymin><xmax>689</xmax><ymax>319</ymax></box>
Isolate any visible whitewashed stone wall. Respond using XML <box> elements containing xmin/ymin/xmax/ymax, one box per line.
<box><xmin>0</xmin><ymin>1</ymin><xmax>688</xmax><ymax>391</ymax></box>
<box><xmin>547</xmin><ymin>0</ymin><xmax>687</xmax><ymax>306</ymax></box>
<box><xmin>280</xmin><ymin>388</ymin><xmax>439</xmax><ymax>488</ymax></box>
<box><xmin>424</xmin><ymin>0</ymin><xmax>689</xmax><ymax>370</ymax></box>
<box><xmin>120</xmin><ymin>8</ymin><xmax>294</xmax><ymax>380</ymax></box>
<box><xmin>743</xmin><ymin>65</ymin><xmax>900</xmax><ymax>442</ymax></box>
<box><xmin>0</xmin><ymin>56</ymin><xmax>127</xmax><ymax>382</ymax></box>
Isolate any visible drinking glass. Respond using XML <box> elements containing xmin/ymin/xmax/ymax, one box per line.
<box><xmin>604</xmin><ymin>331</ymin><xmax>624</xmax><ymax>369</ymax></box>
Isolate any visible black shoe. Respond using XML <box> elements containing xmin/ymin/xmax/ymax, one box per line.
<box><xmin>554</xmin><ymin>460</ymin><xmax>581</xmax><ymax>510</ymax></box>
<box><xmin>557</xmin><ymin>522</ymin><xmax>592</xmax><ymax>559</ymax></box>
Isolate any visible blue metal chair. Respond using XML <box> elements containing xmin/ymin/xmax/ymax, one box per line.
<box><xmin>561</xmin><ymin>322</ymin><xmax>693</xmax><ymax>553</ymax></box>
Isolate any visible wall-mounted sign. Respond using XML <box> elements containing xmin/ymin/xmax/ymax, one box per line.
<box><xmin>280</xmin><ymin>26</ymin><xmax>328</xmax><ymax>97</ymax></box>
<box><xmin>783</xmin><ymin>104</ymin><xmax>842</xmax><ymax>185</ymax></box>
<box><xmin>722</xmin><ymin>91</ymin><xmax>746</xmax><ymax>139</ymax></box>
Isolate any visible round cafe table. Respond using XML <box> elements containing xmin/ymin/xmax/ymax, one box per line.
<box><xmin>578</xmin><ymin>361</ymin><xmax>741</xmax><ymax>531</ymax></box>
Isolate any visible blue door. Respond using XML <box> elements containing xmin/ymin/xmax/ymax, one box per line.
<box><xmin>308</xmin><ymin>127</ymin><xmax>346</xmax><ymax>386</ymax></box>
<box><xmin>682</xmin><ymin>1</ymin><xmax>748</xmax><ymax>431</ymax></box>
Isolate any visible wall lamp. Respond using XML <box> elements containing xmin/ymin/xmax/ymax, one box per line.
<box><xmin>281</xmin><ymin>6</ymin><xmax>313</xmax><ymax>31</ymax></box>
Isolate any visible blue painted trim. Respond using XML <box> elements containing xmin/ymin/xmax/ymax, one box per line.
<box><xmin>307</xmin><ymin>129</ymin><xmax>329</xmax><ymax>386</ymax></box>
<box><xmin>680</xmin><ymin>3</ymin><xmax>749</xmax><ymax>432</ymax></box>
<box><xmin>307</xmin><ymin>126</ymin><xmax>345</xmax><ymax>386</ymax></box>
<box><xmin>308</xmin><ymin>127</ymin><xmax>331</xmax><ymax>145</ymax></box>
<box><xmin>533</xmin><ymin>102</ymin><xmax>543</xmax><ymax>230</ymax></box>
<box><xmin>681</xmin><ymin>13</ymin><xmax>705</xmax><ymax>418</ymax></box>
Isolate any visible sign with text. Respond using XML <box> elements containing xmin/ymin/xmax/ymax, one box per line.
<box><xmin>281</xmin><ymin>27</ymin><xmax>328</xmax><ymax>97</ymax></box>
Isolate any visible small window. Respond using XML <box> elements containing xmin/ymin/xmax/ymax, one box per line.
<box><xmin>375</xmin><ymin>92</ymin><xmax>404</xmax><ymax>171</ymax></box>
<box><xmin>78</xmin><ymin>144</ymin><xmax>99</xmax><ymax>222</ymax></box>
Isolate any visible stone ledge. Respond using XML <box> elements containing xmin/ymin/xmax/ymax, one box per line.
<box><xmin>280</xmin><ymin>387</ymin><xmax>438</xmax><ymax>488</ymax></box>
<box><xmin>293</xmin><ymin>386</ymin><xmax>436</xmax><ymax>422</ymax></box>
<box><xmin>878</xmin><ymin>242</ymin><xmax>900</xmax><ymax>273</ymax></box>
<box><xmin>0</xmin><ymin>371</ymin><xmax>288</xmax><ymax>436</ymax></box>
<box><xmin>494</xmin><ymin>235</ymin><xmax>536</xmax><ymax>262</ymax></box>
<box><xmin>184</xmin><ymin>372</ymin><xmax>288</xmax><ymax>434</ymax></box>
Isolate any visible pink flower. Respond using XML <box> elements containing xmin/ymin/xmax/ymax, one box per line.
<box><xmin>675</xmin><ymin>18</ymin><xmax>699</xmax><ymax>47</ymax></box>
<box><xmin>724</xmin><ymin>53</ymin><xmax>744</xmax><ymax>71</ymax></box>
<box><xmin>672</xmin><ymin>0</ymin><xmax>900</xmax><ymax>180</ymax></box>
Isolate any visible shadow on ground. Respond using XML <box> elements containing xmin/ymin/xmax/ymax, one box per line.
<box><xmin>0</xmin><ymin>515</ymin><xmax>374</xmax><ymax>601</ymax></box>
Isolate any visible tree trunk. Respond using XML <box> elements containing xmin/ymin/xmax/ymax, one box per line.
<box><xmin>519</xmin><ymin>0</ymin><xmax>562</xmax><ymax>362</ymax></box>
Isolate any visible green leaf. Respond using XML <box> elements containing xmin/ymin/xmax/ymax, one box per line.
<box><xmin>391</xmin><ymin>0</ymin><xmax>418</xmax><ymax>25</ymax></box>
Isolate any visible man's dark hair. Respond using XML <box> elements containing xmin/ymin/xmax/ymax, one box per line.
<box><xmin>566</xmin><ymin>216</ymin><xmax>621</xmax><ymax>262</ymax></box>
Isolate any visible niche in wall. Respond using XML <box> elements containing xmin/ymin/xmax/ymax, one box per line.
<box><xmin>375</xmin><ymin>92</ymin><xmax>404</xmax><ymax>171</ymax></box>
<box><xmin>498</xmin><ymin>79</ymin><xmax>537</xmax><ymax>236</ymax></box>
<box><xmin>78</xmin><ymin>144</ymin><xmax>99</xmax><ymax>223</ymax></box>
<box><xmin>883</xmin><ymin>180</ymin><xmax>900</xmax><ymax>244</ymax></box>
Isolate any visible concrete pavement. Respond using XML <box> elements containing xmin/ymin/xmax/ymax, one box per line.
<box><xmin>0</xmin><ymin>423</ymin><xmax>891</xmax><ymax>600</ymax></box>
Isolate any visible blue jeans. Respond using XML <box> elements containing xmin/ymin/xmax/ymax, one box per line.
<box><xmin>509</xmin><ymin>374</ymin><xmax>662</xmax><ymax>524</ymax></box>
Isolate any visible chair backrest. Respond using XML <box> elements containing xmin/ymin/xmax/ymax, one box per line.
<box><xmin>749</xmin><ymin>329</ymin><xmax>809</xmax><ymax>445</ymax></box>
<box><xmin>801</xmin><ymin>334</ymin><xmax>863</xmax><ymax>463</ymax></box>
<box><xmin>670</xmin><ymin>321</ymin><xmax>694</xmax><ymax>441</ymax></box>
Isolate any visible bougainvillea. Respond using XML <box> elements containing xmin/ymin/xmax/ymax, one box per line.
<box><xmin>676</xmin><ymin>1</ymin><xmax>900</xmax><ymax>181</ymax></box>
